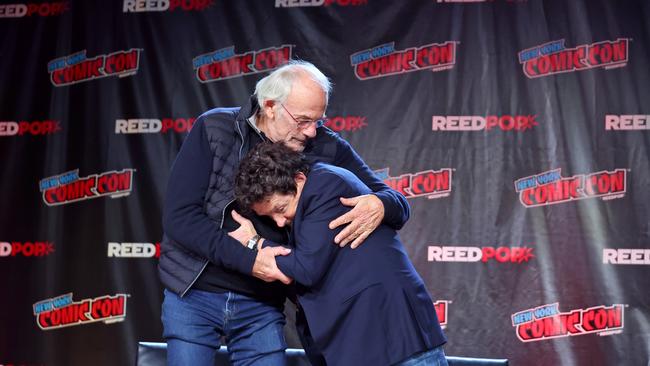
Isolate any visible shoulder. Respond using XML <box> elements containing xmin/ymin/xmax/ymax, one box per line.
<box><xmin>192</xmin><ymin>107</ymin><xmax>245</xmax><ymax>141</ymax></box>
<box><xmin>197</xmin><ymin>107</ymin><xmax>241</xmax><ymax>123</ymax></box>
<box><xmin>199</xmin><ymin>107</ymin><xmax>240</xmax><ymax>120</ymax></box>
<box><xmin>304</xmin><ymin>163</ymin><xmax>367</xmax><ymax>197</ymax></box>
<box><xmin>305</xmin><ymin>127</ymin><xmax>352</xmax><ymax>163</ymax></box>
<box><xmin>295</xmin><ymin>164</ymin><xmax>351</xmax><ymax>218</ymax></box>
<box><xmin>312</xmin><ymin>126</ymin><xmax>348</xmax><ymax>147</ymax></box>
<box><xmin>309</xmin><ymin>163</ymin><xmax>355</xmax><ymax>182</ymax></box>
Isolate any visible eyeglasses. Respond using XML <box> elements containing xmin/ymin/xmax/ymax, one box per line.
<box><xmin>279</xmin><ymin>103</ymin><xmax>327</xmax><ymax>129</ymax></box>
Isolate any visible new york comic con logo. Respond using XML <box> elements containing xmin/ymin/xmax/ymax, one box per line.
<box><xmin>33</xmin><ymin>293</ymin><xmax>128</xmax><ymax>330</ymax></box>
<box><xmin>48</xmin><ymin>49</ymin><xmax>141</xmax><ymax>86</ymax></box>
<box><xmin>518</xmin><ymin>38</ymin><xmax>629</xmax><ymax>79</ymax></box>
<box><xmin>375</xmin><ymin>168</ymin><xmax>452</xmax><ymax>199</ymax></box>
<box><xmin>40</xmin><ymin>169</ymin><xmax>135</xmax><ymax>206</ymax></box>
<box><xmin>193</xmin><ymin>45</ymin><xmax>292</xmax><ymax>83</ymax></box>
<box><xmin>350</xmin><ymin>41</ymin><xmax>456</xmax><ymax>80</ymax></box>
<box><xmin>512</xmin><ymin>303</ymin><xmax>624</xmax><ymax>342</ymax></box>
<box><xmin>514</xmin><ymin>168</ymin><xmax>626</xmax><ymax>208</ymax></box>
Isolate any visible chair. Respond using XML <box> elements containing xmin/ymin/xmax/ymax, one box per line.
<box><xmin>136</xmin><ymin>342</ymin><xmax>508</xmax><ymax>366</ymax></box>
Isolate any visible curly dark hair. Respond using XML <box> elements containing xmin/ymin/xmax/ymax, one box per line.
<box><xmin>235</xmin><ymin>142</ymin><xmax>311</xmax><ymax>213</ymax></box>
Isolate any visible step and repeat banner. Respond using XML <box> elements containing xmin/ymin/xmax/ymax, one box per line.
<box><xmin>1</xmin><ymin>0</ymin><xmax>649</xmax><ymax>365</ymax></box>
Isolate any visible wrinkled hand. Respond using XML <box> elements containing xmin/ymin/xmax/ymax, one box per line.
<box><xmin>252</xmin><ymin>246</ymin><xmax>293</xmax><ymax>284</ymax></box>
<box><xmin>228</xmin><ymin>210</ymin><xmax>257</xmax><ymax>246</ymax></box>
<box><xmin>328</xmin><ymin>194</ymin><xmax>384</xmax><ymax>249</ymax></box>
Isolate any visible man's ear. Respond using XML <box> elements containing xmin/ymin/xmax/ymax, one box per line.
<box><xmin>294</xmin><ymin>172</ymin><xmax>307</xmax><ymax>184</ymax></box>
<box><xmin>262</xmin><ymin>100</ymin><xmax>276</xmax><ymax>120</ymax></box>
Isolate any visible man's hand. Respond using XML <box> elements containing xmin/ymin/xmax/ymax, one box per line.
<box><xmin>252</xmin><ymin>246</ymin><xmax>293</xmax><ymax>284</ymax></box>
<box><xmin>328</xmin><ymin>194</ymin><xmax>384</xmax><ymax>249</ymax></box>
<box><xmin>228</xmin><ymin>210</ymin><xmax>257</xmax><ymax>246</ymax></box>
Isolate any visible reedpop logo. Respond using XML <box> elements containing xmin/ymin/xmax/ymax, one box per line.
<box><xmin>432</xmin><ymin>115</ymin><xmax>538</xmax><ymax>132</ymax></box>
<box><xmin>0</xmin><ymin>2</ymin><xmax>68</xmax><ymax>17</ymax></box>
<box><xmin>275</xmin><ymin>0</ymin><xmax>367</xmax><ymax>7</ymax></box>
<box><xmin>428</xmin><ymin>245</ymin><xmax>534</xmax><ymax>263</ymax></box>
<box><xmin>123</xmin><ymin>0</ymin><xmax>214</xmax><ymax>12</ymax></box>
<box><xmin>115</xmin><ymin>118</ymin><xmax>195</xmax><ymax>134</ymax></box>
<box><xmin>324</xmin><ymin>116</ymin><xmax>367</xmax><ymax>132</ymax></box>
<box><xmin>0</xmin><ymin>120</ymin><xmax>61</xmax><ymax>136</ymax></box>
<box><xmin>0</xmin><ymin>241</ymin><xmax>54</xmax><ymax>257</ymax></box>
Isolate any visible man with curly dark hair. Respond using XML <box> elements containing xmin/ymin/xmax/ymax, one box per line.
<box><xmin>233</xmin><ymin>142</ymin><xmax>448</xmax><ymax>366</ymax></box>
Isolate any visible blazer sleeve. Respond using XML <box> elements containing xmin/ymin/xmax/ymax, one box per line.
<box><xmin>274</xmin><ymin>173</ymin><xmax>355</xmax><ymax>287</ymax></box>
<box><xmin>332</xmin><ymin>133</ymin><xmax>410</xmax><ymax>230</ymax></box>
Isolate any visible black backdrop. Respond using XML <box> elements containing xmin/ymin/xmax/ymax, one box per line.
<box><xmin>1</xmin><ymin>0</ymin><xmax>649</xmax><ymax>365</ymax></box>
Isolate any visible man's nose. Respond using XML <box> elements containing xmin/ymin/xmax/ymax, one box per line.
<box><xmin>303</xmin><ymin>123</ymin><xmax>318</xmax><ymax>138</ymax></box>
<box><xmin>275</xmin><ymin>217</ymin><xmax>287</xmax><ymax>227</ymax></box>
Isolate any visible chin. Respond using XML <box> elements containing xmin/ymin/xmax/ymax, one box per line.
<box><xmin>288</xmin><ymin>142</ymin><xmax>306</xmax><ymax>152</ymax></box>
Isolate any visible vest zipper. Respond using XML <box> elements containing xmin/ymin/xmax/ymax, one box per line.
<box><xmin>180</xmin><ymin>116</ymin><xmax>249</xmax><ymax>297</ymax></box>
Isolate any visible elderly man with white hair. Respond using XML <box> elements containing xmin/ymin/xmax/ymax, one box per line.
<box><xmin>159</xmin><ymin>60</ymin><xmax>410</xmax><ymax>365</ymax></box>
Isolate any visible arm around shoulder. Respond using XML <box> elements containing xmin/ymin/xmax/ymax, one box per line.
<box><xmin>332</xmin><ymin>134</ymin><xmax>410</xmax><ymax>229</ymax></box>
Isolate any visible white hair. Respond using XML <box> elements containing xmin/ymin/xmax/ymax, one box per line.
<box><xmin>254</xmin><ymin>60</ymin><xmax>332</xmax><ymax>108</ymax></box>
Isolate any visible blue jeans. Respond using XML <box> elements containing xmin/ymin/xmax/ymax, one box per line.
<box><xmin>395</xmin><ymin>345</ymin><xmax>448</xmax><ymax>366</ymax></box>
<box><xmin>161</xmin><ymin>289</ymin><xmax>287</xmax><ymax>366</ymax></box>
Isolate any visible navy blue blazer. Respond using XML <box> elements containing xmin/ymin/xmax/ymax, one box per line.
<box><xmin>274</xmin><ymin>163</ymin><xmax>446</xmax><ymax>365</ymax></box>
